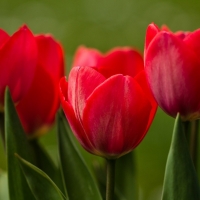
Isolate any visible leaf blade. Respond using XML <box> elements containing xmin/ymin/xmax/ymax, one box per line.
<box><xmin>30</xmin><ymin>139</ymin><xmax>65</xmax><ymax>194</ymax></box>
<box><xmin>57</xmin><ymin>111</ymin><xmax>102</xmax><ymax>200</ymax></box>
<box><xmin>5</xmin><ymin>88</ymin><xmax>36</xmax><ymax>200</ymax></box>
<box><xmin>162</xmin><ymin>114</ymin><xmax>200</xmax><ymax>200</ymax></box>
<box><xmin>16</xmin><ymin>154</ymin><xmax>67</xmax><ymax>200</ymax></box>
<box><xmin>115</xmin><ymin>151</ymin><xmax>138</xmax><ymax>200</ymax></box>
<box><xmin>0</xmin><ymin>170</ymin><xmax>9</xmax><ymax>200</ymax></box>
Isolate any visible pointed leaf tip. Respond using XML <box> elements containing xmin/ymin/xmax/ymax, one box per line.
<box><xmin>15</xmin><ymin>154</ymin><xmax>67</xmax><ymax>200</ymax></box>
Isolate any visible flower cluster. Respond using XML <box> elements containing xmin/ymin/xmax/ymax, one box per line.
<box><xmin>1</xmin><ymin>22</ymin><xmax>199</xmax><ymax>200</ymax></box>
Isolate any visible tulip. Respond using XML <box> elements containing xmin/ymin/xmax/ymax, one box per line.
<box><xmin>144</xmin><ymin>23</ymin><xmax>200</xmax><ymax>121</ymax></box>
<box><xmin>0</xmin><ymin>25</ymin><xmax>37</xmax><ymax>111</ymax></box>
<box><xmin>60</xmin><ymin>47</ymin><xmax>157</xmax><ymax>159</ymax></box>
<box><xmin>16</xmin><ymin>34</ymin><xmax>64</xmax><ymax>136</ymax></box>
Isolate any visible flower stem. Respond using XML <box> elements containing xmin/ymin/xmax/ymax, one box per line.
<box><xmin>106</xmin><ymin>159</ymin><xmax>115</xmax><ymax>200</ymax></box>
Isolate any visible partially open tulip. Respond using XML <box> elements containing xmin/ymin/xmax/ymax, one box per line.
<box><xmin>144</xmin><ymin>23</ymin><xmax>200</xmax><ymax>121</ymax></box>
<box><xmin>60</xmin><ymin>47</ymin><xmax>157</xmax><ymax>159</ymax></box>
<box><xmin>0</xmin><ymin>25</ymin><xmax>37</xmax><ymax>111</ymax></box>
<box><xmin>16</xmin><ymin>34</ymin><xmax>64</xmax><ymax>136</ymax></box>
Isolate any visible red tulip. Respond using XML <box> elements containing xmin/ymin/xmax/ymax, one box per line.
<box><xmin>60</xmin><ymin>47</ymin><xmax>157</xmax><ymax>159</ymax></box>
<box><xmin>0</xmin><ymin>25</ymin><xmax>37</xmax><ymax>110</ymax></box>
<box><xmin>16</xmin><ymin>34</ymin><xmax>64</xmax><ymax>136</ymax></box>
<box><xmin>144</xmin><ymin>23</ymin><xmax>200</xmax><ymax>120</ymax></box>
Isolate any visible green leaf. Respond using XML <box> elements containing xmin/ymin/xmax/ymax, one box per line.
<box><xmin>0</xmin><ymin>170</ymin><xmax>9</xmax><ymax>200</ymax></box>
<box><xmin>57</xmin><ymin>111</ymin><xmax>102</xmax><ymax>200</ymax></box>
<box><xmin>162</xmin><ymin>114</ymin><xmax>200</xmax><ymax>200</ymax></box>
<box><xmin>16</xmin><ymin>154</ymin><xmax>67</xmax><ymax>200</ymax></box>
<box><xmin>5</xmin><ymin>88</ymin><xmax>36</xmax><ymax>200</ymax></box>
<box><xmin>115</xmin><ymin>151</ymin><xmax>138</xmax><ymax>200</ymax></box>
<box><xmin>30</xmin><ymin>139</ymin><xmax>65</xmax><ymax>193</ymax></box>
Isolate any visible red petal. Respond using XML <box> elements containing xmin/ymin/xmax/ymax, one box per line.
<box><xmin>144</xmin><ymin>23</ymin><xmax>160</xmax><ymax>56</ymax></box>
<box><xmin>145</xmin><ymin>32</ymin><xmax>200</xmax><ymax>118</ymax></box>
<box><xmin>16</xmin><ymin>64</ymin><xmax>58</xmax><ymax>134</ymax></box>
<box><xmin>0</xmin><ymin>29</ymin><xmax>10</xmax><ymax>48</ymax></box>
<box><xmin>184</xmin><ymin>29</ymin><xmax>200</xmax><ymax>60</ymax></box>
<box><xmin>36</xmin><ymin>35</ymin><xmax>64</xmax><ymax>81</ymax></box>
<box><xmin>0</xmin><ymin>25</ymin><xmax>37</xmax><ymax>104</ymax></box>
<box><xmin>59</xmin><ymin>77</ymin><xmax>96</xmax><ymax>153</ymax></box>
<box><xmin>161</xmin><ymin>25</ymin><xmax>171</xmax><ymax>32</ymax></box>
<box><xmin>82</xmin><ymin>74</ymin><xmax>152</xmax><ymax>158</ymax></box>
<box><xmin>175</xmin><ymin>31</ymin><xmax>190</xmax><ymax>40</ymax></box>
<box><xmin>16</xmin><ymin>35</ymin><xmax>64</xmax><ymax>134</ymax></box>
<box><xmin>98</xmin><ymin>47</ymin><xmax>144</xmax><ymax>78</ymax></box>
<box><xmin>68</xmin><ymin>66</ymin><xmax>105</xmax><ymax>118</ymax></box>
<box><xmin>134</xmin><ymin>70</ymin><xmax>157</xmax><ymax>135</ymax></box>
<box><xmin>72</xmin><ymin>46</ymin><xmax>101</xmax><ymax>67</ymax></box>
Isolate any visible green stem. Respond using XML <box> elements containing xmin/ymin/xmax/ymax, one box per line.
<box><xmin>0</xmin><ymin>112</ymin><xmax>5</xmax><ymax>150</ymax></box>
<box><xmin>106</xmin><ymin>159</ymin><xmax>115</xmax><ymax>200</ymax></box>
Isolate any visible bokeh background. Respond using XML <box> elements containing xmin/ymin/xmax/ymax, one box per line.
<box><xmin>0</xmin><ymin>0</ymin><xmax>200</xmax><ymax>199</ymax></box>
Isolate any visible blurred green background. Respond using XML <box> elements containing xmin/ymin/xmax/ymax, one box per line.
<box><xmin>0</xmin><ymin>0</ymin><xmax>200</xmax><ymax>199</ymax></box>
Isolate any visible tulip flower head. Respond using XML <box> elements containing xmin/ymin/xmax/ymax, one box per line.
<box><xmin>145</xmin><ymin>23</ymin><xmax>200</xmax><ymax>121</ymax></box>
<box><xmin>16</xmin><ymin>32</ymin><xmax>64</xmax><ymax>136</ymax></box>
<box><xmin>0</xmin><ymin>25</ymin><xmax>37</xmax><ymax>111</ymax></box>
<box><xmin>60</xmin><ymin>47</ymin><xmax>157</xmax><ymax>159</ymax></box>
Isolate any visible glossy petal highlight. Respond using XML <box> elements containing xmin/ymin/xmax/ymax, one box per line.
<box><xmin>68</xmin><ymin>66</ymin><xmax>105</xmax><ymax>118</ymax></box>
<box><xmin>59</xmin><ymin>77</ymin><xmax>96</xmax><ymax>153</ymax></box>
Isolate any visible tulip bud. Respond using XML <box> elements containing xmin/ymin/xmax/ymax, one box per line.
<box><xmin>144</xmin><ymin>23</ymin><xmax>200</xmax><ymax>121</ymax></box>
<box><xmin>60</xmin><ymin>47</ymin><xmax>157</xmax><ymax>158</ymax></box>
<box><xmin>16</xmin><ymin>32</ymin><xmax>64</xmax><ymax>136</ymax></box>
<box><xmin>0</xmin><ymin>25</ymin><xmax>37</xmax><ymax>110</ymax></box>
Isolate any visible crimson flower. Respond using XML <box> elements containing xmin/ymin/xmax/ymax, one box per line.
<box><xmin>60</xmin><ymin>47</ymin><xmax>157</xmax><ymax>159</ymax></box>
<box><xmin>16</xmin><ymin>33</ymin><xmax>64</xmax><ymax>136</ymax></box>
<box><xmin>145</xmin><ymin>23</ymin><xmax>200</xmax><ymax>121</ymax></box>
<box><xmin>0</xmin><ymin>25</ymin><xmax>37</xmax><ymax>110</ymax></box>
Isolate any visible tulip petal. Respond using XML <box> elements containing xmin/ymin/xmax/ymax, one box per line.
<box><xmin>16</xmin><ymin>36</ymin><xmax>64</xmax><ymax>135</ymax></box>
<box><xmin>68</xmin><ymin>66</ymin><xmax>105</xmax><ymax>118</ymax></box>
<box><xmin>0</xmin><ymin>29</ymin><xmax>9</xmax><ymax>48</ymax></box>
<box><xmin>98</xmin><ymin>48</ymin><xmax>144</xmax><ymax>78</ymax></box>
<box><xmin>134</xmin><ymin>70</ymin><xmax>157</xmax><ymax>134</ymax></box>
<box><xmin>36</xmin><ymin>35</ymin><xmax>64</xmax><ymax>81</ymax></box>
<box><xmin>145</xmin><ymin>32</ymin><xmax>200</xmax><ymax>119</ymax></box>
<box><xmin>82</xmin><ymin>74</ymin><xmax>152</xmax><ymax>158</ymax></box>
<box><xmin>144</xmin><ymin>23</ymin><xmax>160</xmax><ymax>55</ymax></box>
<box><xmin>16</xmin><ymin>65</ymin><xmax>58</xmax><ymax>134</ymax></box>
<box><xmin>59</xmin><ymin>77</ymin><xmax>95</xmax><ymax>153</ymax></box>
<box><xmin>184</xmin><ymin>29</ymin><xmax>200</xmax><ymax>60</ymax></box>
<box><xmin>0</xmin><ymin>25</ymin><xmax>37</xmax><ymax>104</ymax></box>
<box><xmin>72</xmin><ymin>46</ymin><xmax>101</xmax><ymax>67</ymax></box>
